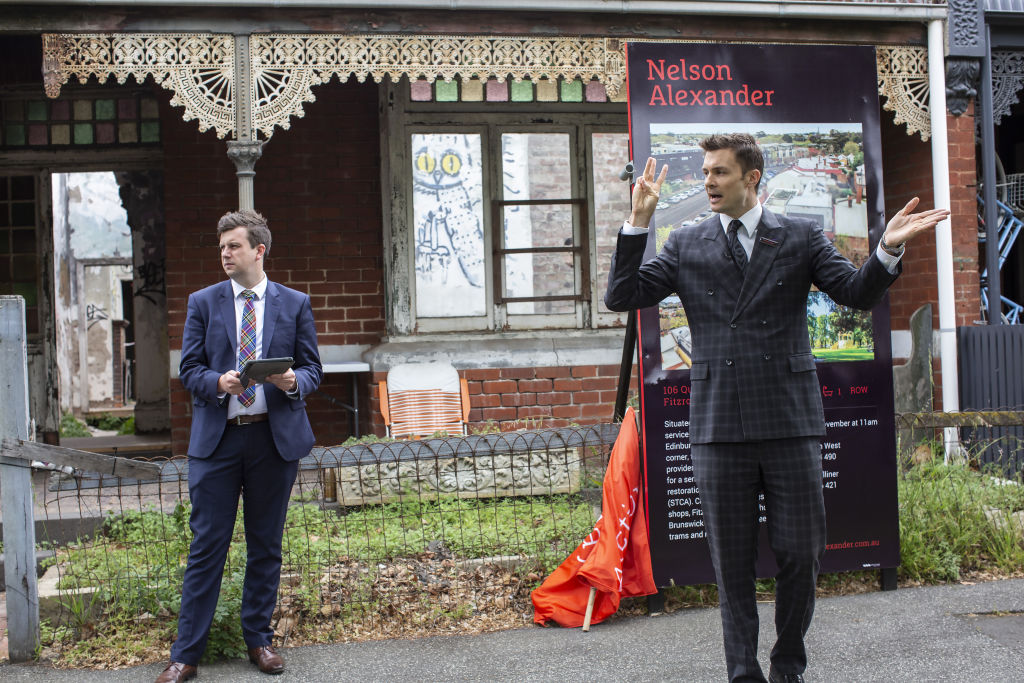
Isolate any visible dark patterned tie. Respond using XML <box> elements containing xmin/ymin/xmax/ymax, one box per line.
<box><xmin>238</xmin><ymin>290</ymin><xmax>258</xmax><ymax>407</ymax></box>
<box><xmin>727</xmin><ymin>219</ymin><xmax>748</xmax><ymax>274</ymax></box>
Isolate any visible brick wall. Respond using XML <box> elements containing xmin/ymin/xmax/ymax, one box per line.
<box><xmin>164</xmin><ymin>81</ymin><xmax>385</xmax><ymax>452</ymax></box>
<box><xmin>369</xmin><ymin>364</ymin><xmax>635</xmax><ymax>437</ymax></box>
<box><xmin>164</xmin><ymin>85</ymin><xmax>982</xmax><ymax>451</ymax></box>
<box><xmin>946</xmin><ymin>103</ymin><xmax>981</xmax><ymax>327</ymax></box>
<box><xmin>880</xmin><ymin>104</ymin><xmax>981</xmax><ymax>410</ymax></box>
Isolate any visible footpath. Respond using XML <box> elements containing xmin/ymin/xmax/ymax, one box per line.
<box><xmin>3</xmin><ymin>578</ymin><xmax>1024</xmax><ymax>682</ymax></box>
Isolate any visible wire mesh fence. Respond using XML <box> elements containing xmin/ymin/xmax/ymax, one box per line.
<box><xmin>31</xmin><ymin>424</ymin><xmax>618</xmax><ymax>665</ymax></box>
<box><xmin>22</xmin><ymin>413</ymin><xmax>1024</xmax><ymax>666</ymax></box>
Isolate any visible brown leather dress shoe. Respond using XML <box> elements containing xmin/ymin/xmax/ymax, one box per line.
<box><xmin>155</xmin><ymin>661</ymin><xmax>197</xmax><ymax>683</ymax></box>
<box><xmin>248</xmin><ymin>645</ymin><xmax>285</xmax><ymax>674</ymax></box>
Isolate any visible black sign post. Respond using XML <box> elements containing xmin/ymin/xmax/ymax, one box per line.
<box><xmin>625</xmin><ymin>43</ymin><xmax>900</xmax><ymax>587</ymax></box>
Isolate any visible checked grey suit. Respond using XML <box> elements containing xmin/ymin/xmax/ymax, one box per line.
<box><xmin>605</xmin><ymin>207</ymin><xmax>899</xmax><ymax>682</ymax></box>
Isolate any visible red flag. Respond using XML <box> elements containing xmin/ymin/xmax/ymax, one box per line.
<box><xmin>531</xmin><ymin>407</ymin><xmax>656</xmax><ymax>627</ymax></box>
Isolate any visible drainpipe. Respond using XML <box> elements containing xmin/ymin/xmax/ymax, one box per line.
<box><xmin>927</xmin><ymin>19</ymin><xmax>960</xmax><ymax>458</ymax></box>
<box><xmin>979</xmin><ymin>27</ymin><xmax>1001</xmax><ymax>325</ymax></box>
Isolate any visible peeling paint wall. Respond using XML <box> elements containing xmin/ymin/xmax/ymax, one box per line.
<box><xmin>66</xmin><ymin>173</ymin><xmax>132</xmax><ymax>259</ymax></box>
<box><xmin>52</xmin><ymin>172</ymin><xmax>133</xmax><ymax>413</ymax></box>
<box><xmin>84</xmin><ymin>263</ymin><xmax>131</xmax><ymax>407</ymax></box>
<box><xmin>117</xmin><ymin>170</ymin><xmax>170</xmax><ymax>432</ymax></box>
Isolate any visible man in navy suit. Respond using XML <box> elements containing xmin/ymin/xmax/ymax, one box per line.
<box><xmin>157</xmin><ymin>210</ymin><xmax>322</xmax><ymax>683</ymax></box>
<box><xmin>605</xmin><ymin>135</ymin><xmax>948</xmax><ymax>683</ymax></box>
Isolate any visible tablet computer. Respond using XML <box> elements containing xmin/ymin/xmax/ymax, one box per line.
<box><xmin>239</xmin><ymin>357</ymin><xmax>294</xmax><ymax>387</ymax></box>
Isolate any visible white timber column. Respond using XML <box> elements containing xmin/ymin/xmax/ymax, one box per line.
<box><xmin>226</xmin><ymin>33</ymin><xmax>264</xmax><ymax>210</ymax></box>
<box><xmin>927</xmin><ymin>19</ymin><xmax>961</xmax><ymax>457</ymax></box>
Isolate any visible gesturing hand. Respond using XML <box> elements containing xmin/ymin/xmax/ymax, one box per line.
<box><xmin>882</xmin><ymin>197</ymin><xmax>950</xmax><ymax>248</ymax></box>
<box><xmin>629</xmin><ymin>157</ymin><xmax>669</xmax><ymax>228</ymax></box>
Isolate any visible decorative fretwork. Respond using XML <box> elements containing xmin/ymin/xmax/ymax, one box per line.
<box><xmin>876</xmin><ymin>45</ymin><xmax>931</xmax><ymax>141</ymax></box>
<box><xmin>249</xmin><ymin>34</ymin><xmax>625</xmax><ymax>137</ymax></box>
<box><xmin>947</xmin><ymin>0</ymin><xmax>982</xmax><ymax>51</ymax></box>
<box><xmin>42</xmin><ymin>33</ymin><xmax>235</xmax><ymax>139</ymax></box>
<box><xmin>43</xmin><ymin>33</ymin><xmax>935</xmax><ymax>142</ymax></box>
<box><xmin>992</xmin><ymin>50</ymin><xmax>1024</xmax><ymax>126</ymax></box>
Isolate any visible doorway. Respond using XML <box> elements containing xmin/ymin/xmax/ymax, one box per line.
<box><xmin>51</xmin><ymin>170</ymin><xmax>169</xmax><ymax>434</ymax></box>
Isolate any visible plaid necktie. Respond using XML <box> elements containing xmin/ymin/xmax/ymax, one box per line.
<box><xmin>238</xmin><ymin>289</ymin><xmax>258</xmax><ymax>407</ymax></box>
<box><xmin>727</xmin><ymin>219</ymin><xmax>748</xmax><ymax>274</ymax></box>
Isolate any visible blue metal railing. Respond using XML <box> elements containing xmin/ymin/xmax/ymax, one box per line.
<box><xmin>978</xmin><ymin>196</ymin><xmax>1023</xmax><ymax>324</ymax></box>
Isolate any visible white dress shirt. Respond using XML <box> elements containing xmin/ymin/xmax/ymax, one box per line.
<box><xmin>227</xmin><ymin>276</ymin><xmax>268</xmax><ymax>418</ymax></box>
<box><xmin>622</xmin><ymin>202</ymin><xmax>902</xmax><ymax>274</ymax></box>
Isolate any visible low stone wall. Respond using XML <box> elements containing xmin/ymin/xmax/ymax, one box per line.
<box><xmin>314</xmin><ymin>423</ymin><xmax>618</xmax><ymax>506</ymax></box>
<box><xmin>333</xmin><ymin>448</ymin><xmax>582</xmax><ymax>506</ymax></box>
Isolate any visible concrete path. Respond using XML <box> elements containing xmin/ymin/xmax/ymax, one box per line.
<box><xmin>3</xmin><ymin>578</ymin><xmax>1024</xmax><ymax>682</ymax></box>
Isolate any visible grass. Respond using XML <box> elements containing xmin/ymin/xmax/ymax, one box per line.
<box><xmin>811</xmin><ymin>348</ymin><xmax>874</xmax><ymax>362</ymax></box>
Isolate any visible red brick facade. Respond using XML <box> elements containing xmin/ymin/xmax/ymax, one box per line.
<box><xmin>880</xmin><ymin>105</ymin><xmax>981</xmax><ymax>409</ymax></box>
<box><xmin>369</xmin><ymin>364</ymin><xmax>636</xmax><ymax>436</ymax></box>
<box><xmin>160</xmin><ymin>81</ymin><xmax>980</xmax><ymax>454</ymax></box>
<box><xmin>164</xmin><ymin>82</ymin><xmax>386</xmax><ymax>450</ymax></box>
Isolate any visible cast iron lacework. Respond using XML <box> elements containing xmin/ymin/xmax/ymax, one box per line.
<box><xmin>248</xmin><ymin>34</ymin><xmax>624</xmax><ymax>138</ymax></box>
<box><xmin>992</xmin><ymin>50</ymin><xmax>1024</xmax><ymax>126</ymax></box>
<box><xmin>43</xmin><ymin>34</ymin><xmax>932</xmax><ymax>141</ymax></box>
<box><xmin>876</xmin><ymin>46</ymin><xmax>931</xmax><ymax>141</ymax></box>
<box><xmin>43</xmin><ymin>33</ymin><xmax>235</xmax><ymax>139</ymax></box>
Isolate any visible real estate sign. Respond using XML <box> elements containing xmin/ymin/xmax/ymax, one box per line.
<box><xmin>625</xmin><ymin>43</ymin><xmax>899</xmax><ymax>586</ymax></box>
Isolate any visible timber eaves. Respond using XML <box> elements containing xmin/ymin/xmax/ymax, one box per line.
<box><xmin>2</xmin><ymin>1</ymin><xmax>951</xmax><ymax>20</ymax></box>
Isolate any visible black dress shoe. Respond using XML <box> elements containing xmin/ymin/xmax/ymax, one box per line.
<box><xmin>248</xmin><ymin>645</ymin><xmax>285</xmax><ymax>674</ymax></box>
<box><xmin>768</xmin><ymin>669</ymin><xmax>805</xmax><ymax>683</ymax></box>
<box><xmin>155</xmin><ymin>661</ymin><xmax>197</xmax><ymax>683</ymax></box>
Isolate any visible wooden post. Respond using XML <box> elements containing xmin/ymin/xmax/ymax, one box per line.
<box><xmin>581</xmin><ymin>586</ymin><xmax>598</xmax><ymax>632</ymax></box>
<box><xmin>0</xmin><ymin>296</ymin><xmax>40</xmax><ymax>662</ymax></box>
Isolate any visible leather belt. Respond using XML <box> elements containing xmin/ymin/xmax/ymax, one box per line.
<box><xmin>227</xmin><ymin>413</ymin><xmax>269</xmax><ymax>426</ymax></box>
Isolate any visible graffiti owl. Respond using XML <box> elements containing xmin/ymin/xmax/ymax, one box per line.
<box><xmin>412</xmin><ymin>134</ymin><xmax>485</xmax><ymax>288</ymax></box>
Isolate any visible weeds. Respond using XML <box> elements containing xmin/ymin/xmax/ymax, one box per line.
<box><xmin>44</xmin><ymin>493</ymin><xmax>595</xmax><ymax>665</ymax></box>
<box><xmin>59</xmin><ymin>412</ymin><xmax>90</xmax><ymax>438</ymax></box>
<box><xmin>898</xmin><ymin>457</ymin><xmax>1024</xmax><ymax>582</ymax></box>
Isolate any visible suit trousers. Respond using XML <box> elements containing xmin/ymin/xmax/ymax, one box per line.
<box><xmin>171</xmin><ymin>421</ymin><xmax>298</xmax><ymax>665</ymax></box>
<box><xmin>692</xmin><ymin>437</ymin><xmax>826</xmax><ymax>683</ymax></box>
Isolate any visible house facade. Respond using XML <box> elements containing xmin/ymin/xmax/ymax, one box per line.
<box><xmin>1</xmin><ymin>1</ymin><xmax>1014</xmax><ymax>455</ymax></box>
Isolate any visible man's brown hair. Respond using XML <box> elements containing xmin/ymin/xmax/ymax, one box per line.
<box><xmin>699</xmin><ymin>133</ymin><xmax>764</xmax><ymax>190</ymax></box>
<box><xmin>217</xmin><ymin>209</ymin><xmax>272</xmax><ymax>257</ymax></box>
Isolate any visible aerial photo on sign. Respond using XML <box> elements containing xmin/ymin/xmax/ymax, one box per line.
<box><xmin>650</xmin><ymin>121</ymin><xmax>874</xmax><ymax>372</ymax></box>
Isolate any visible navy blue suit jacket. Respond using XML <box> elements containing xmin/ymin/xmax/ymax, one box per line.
<box><xmin>605</xmin><ymin>208</ymin><xmax>899</xmax><ymax>444</ymax></box>
<box><xmin>179</xmin><ymin>279</ymin><xmax>323</xmax><ymax>461</ymax></box>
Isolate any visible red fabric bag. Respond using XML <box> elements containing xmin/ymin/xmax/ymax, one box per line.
<box><xmin>531</xmin><ymin>407</ymin><xmax>656</xmax><ymax>627</ymax></box>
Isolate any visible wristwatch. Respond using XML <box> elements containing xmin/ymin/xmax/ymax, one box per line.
<box><xmin>879</xmin><ymin>234</ymin><xmax>904</xmax><ymax>257</ymax></box>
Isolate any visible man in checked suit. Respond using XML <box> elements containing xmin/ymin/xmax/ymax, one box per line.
<box><xmin>157</xmin><ymin>210</ymin><xmax>322</xmax><ymax>683</ymax></box>
<box><xmin>605</xmin><ymin>134</ymin><xmax>948</xmax><ymax>683</ymax></box>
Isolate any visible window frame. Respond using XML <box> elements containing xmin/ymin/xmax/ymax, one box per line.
<box><xmin>381</xmin><ymin>80</ymin><xmax>629</xmax><ymax>337</ymax></box>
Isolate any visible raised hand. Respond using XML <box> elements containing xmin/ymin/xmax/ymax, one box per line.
<box><xmin>629</xmin><ymin>157</ymin><xmax>669</xmax><ymax>228</ymax></box>
<box><xmin>882</xmin><ymin>197</ymin><xmax>951</xmax><ymax>248</ymax></box>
